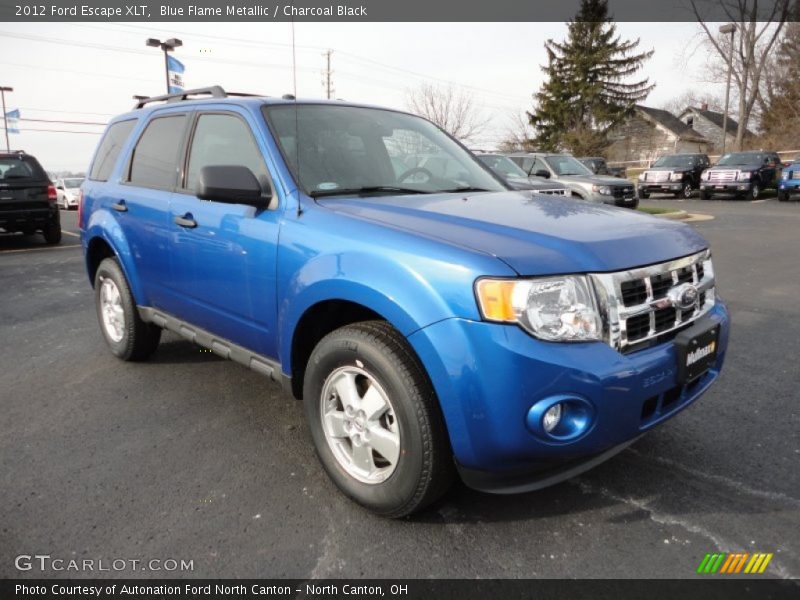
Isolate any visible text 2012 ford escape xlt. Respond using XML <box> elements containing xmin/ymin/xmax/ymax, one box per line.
<box><xmin>80</xmin><ymin>87</ymin><xmax>730</xmax><ymax>517</ymax></box>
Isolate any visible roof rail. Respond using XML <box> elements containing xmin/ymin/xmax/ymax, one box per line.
<box><xmin>133</xmin><ymin>86</ymin><xmax>229</xmax><ymax>109</ymax></box>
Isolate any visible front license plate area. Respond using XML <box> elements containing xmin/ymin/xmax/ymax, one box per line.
<box><xmin>674</xmin><ymin>320</ymin><xmax>720</xmax><ymax>383</ymax></box>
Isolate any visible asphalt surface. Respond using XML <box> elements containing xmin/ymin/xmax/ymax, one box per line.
<box><xmin>1</xmin><ymin>198</ymin><xmax>798</xmax><ymax>580</ymax></box>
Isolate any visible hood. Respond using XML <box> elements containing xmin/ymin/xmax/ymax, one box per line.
<box><xmin>647</xmin><ymin>166</ymin><xmax>692</xmax><ymax>173</ymax></box>
<box><xmin>319</xmin><ymin>191</ymin><xmax>707</xmax><ymax>276</ymax></box>
<box><xmin>556</xmin><ymin>174</ymin><xmax>631</xmax><ymax>186</ymax></box>
<box><xmin>506</xmin><ymin>176</ymin><xmax>566</xmax><ymax>191</ymax></box>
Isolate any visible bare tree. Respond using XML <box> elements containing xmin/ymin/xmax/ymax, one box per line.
<box><xmin>691</xmin><ymin>0</ymin><xmax>791</xmax><ymax>149</ymax></box>
<box><xmin>405</xmin><ymin>83</ymin><xmax>488</xmax><ymax>144</ymax></box>
<box><xmin>497</xmin><ymin>111</ymin><xmax>537</xmax><ymax>152</ymax></box>
<box><xmin>660</xmin><ymin>90</ymin><xmax>725</xmax><ymax>116</ymax></box>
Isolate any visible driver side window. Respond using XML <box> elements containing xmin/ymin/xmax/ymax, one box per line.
<box><xmin>185</xmin><ymin>113</ymin><xmax>270</xmax><ymax>194</ymax></box>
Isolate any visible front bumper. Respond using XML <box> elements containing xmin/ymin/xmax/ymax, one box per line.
<box><xmin>639</xmin><ymin>182</ymin><xmax>684</xmax><ymax>194</ymax></box>
<box><xmin>778</xmin><ymin>180</ymin><xmax>800</xmax><ymax>195</ymax></box>
<box><xmin>700</xmin><ymin>182</ymin><xmax>753</xmax><ymax>193</ymax></box>
<box><xmin>408</xmin><ymin>301</ymin><xmax>729</xmax><ymax>490</ymax></box>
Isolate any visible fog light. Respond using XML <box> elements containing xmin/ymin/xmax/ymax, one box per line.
<box><xmin>526</xmin><ymin>395</ymin><xmax>596</xmax><ymax>442</ymax></box>
<box><xmin>543</xmin><ymin>403</ymin><xmax>562</xmax><ymax>432</ymax></box>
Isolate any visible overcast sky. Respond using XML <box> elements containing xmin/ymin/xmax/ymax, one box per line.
<box><xmin>0</xmin><ymin>21</ymin><xmax>715</xmax><ymax>172</ymax></box>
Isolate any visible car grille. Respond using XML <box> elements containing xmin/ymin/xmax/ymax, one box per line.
<box><xmin>643</xmin><ymin>171</ymin><xmax>670</xmax><ymax>182</ymax></box>
<box><xmin>708</xmin><ymin>170</ymin><xmax>737</xmax><ymax>182</ymax></box>
<box><xmin>612</xmin><ymin>185</ymin><xmax>636</xmax><ymax>199</ymax></box>
<box><xmin>537</xmin><ymin>188</ymin><xmax>566</xmax><ymax>195</ymax></box>
<box><xmin>793</xmin><ymin>171</ymin><xmax>800</xmax><ymax>180</ymax></box>
<box><xmin>591</xmin><ymin>250</ymin><xmax>715</xmax><ymax>351</ymax></box>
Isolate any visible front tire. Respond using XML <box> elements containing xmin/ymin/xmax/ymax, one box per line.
<box><xmin>94</xmin><ymin>258</ymin><xmax>161</xmax><ymax>361</ymax></box>
<box><xmin>303</xmin><ymin>321</ymin><xmax>454</xmax><ymax>518</ymax></box>
<box><xmin>750</xmin><ymin>183</ymin><xmax>761</xmax><ymax>200</ymax></box>
<box><xmin>778</xmin><ymin>191</ymin><xmax>789</xmax><ymax>202</ymax></box>
<box><xmin>700</xmin><ymin>190</ymin><xmax>711</xmax><ymax>200</ymax></box>
<box><xmin>639</xmin><ymin>190</ymin><xmax>649</xmax><ymax>199</ymax></box>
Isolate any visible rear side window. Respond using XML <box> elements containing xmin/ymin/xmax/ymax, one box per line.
<box><xmin>0</xmin><ymin>155</ymin><xmax>47</xmax><ymax>182</ymax></box>
<box><xmin>89</xmin><ymin>120</ymin><xmax>136</xmax><ymax>182</ymax></box>
<box><xmin>185</xmin><ymin>113</ymin><xmax>268</xmax><ymax>192</ymax></box>
<box><xmin>128</xmin><ymin>115</ymin><xmax>187</xmax><ymax>189</ymax></box>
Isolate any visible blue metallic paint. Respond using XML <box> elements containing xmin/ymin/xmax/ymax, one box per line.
<box><xmin>81</xmin><ymin>96</ymin><xmax>731</xmax><ymax>486</ymax></box>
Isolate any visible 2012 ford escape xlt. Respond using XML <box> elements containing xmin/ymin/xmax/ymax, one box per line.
<box><xmin>80</xmin><ymin>87</ymin><xmax>730</xmax><ymax>517</ymax></box>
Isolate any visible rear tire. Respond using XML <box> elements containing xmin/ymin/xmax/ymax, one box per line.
<box><xmin>42</xmin><ymin>221</ymin><xmax>61</xmax><ymax>244</ymax></box>
<box><xmin>303</xmin><ymin>321</ymin><xmax>454</xmax><ymax>518</ymax></box>
<box><xmin>94</xmin><ymin>257</ymin><xmax>161</xmax><ymax>361</ymax></box>
<box><xmin>676</xmin><ymin>183</ymin><xmax>693</xmax><ymax>199</ymax></box>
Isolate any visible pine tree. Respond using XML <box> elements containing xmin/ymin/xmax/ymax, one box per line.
<box><xmin>529</xmin><ymin>0</ymin><xmax>654</xmax><ymax>156</ymax></box>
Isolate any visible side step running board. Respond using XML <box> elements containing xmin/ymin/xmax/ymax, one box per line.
<box><xmin>138</xmin><ymin>306</ymin><xmax>289</xmax><ymax>392</ymax></box>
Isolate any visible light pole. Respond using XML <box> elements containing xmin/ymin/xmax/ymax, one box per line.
<box><xmin>146</xmin><ymin>38</ymin><xmax>182</xmax><ymax>94</ymax></box>
<box><xmin>719</xmin><ymin>23</ymin><xmax>737</xmax><ymax>155</ymax></box>
<box><xmin>0</xmin><ymin>86</ymin><xmax>13</xmax><ymax>152</ymax></box>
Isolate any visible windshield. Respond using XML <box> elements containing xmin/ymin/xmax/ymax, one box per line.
<box><xmin>652</xmin><ymin>155</ymin><xmax>695</xmax><ymax>168</ymax></box>
<box><xmin>63</xmin><ymin>178</ymin><xmax>84</xmax><ymax>188</ymax></box>
<box><xmin>477</xmin><ymin>155</ymin><xmax>528</xmax><ymax>179</ymax></box>
<box><xmin>264</xmin><ymin>104</ymin><xmax>505</xmax><ymax>197</ymax></box>
<box><xmin>716</xmin><ymin>152</ymin><xmax>763</xmax><ymax>166</ymax></box>
<box><xmin>544</xmin><ymin>155</ymin><xmax>593</xmax><ymax>176</ymax></box>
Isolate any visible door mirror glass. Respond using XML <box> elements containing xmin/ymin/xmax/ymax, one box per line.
<box><xmin>196</xmin><ymin>165</ymin><xmax>270</xmax><ymax>207</ymax></box>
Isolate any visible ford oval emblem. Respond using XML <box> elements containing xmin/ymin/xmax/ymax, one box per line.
<box><xmin>669</xmin><ymin>283</ymin><xmax>699</xmax><ymax>311</ymax></box>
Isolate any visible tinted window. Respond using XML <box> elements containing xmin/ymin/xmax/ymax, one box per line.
<box><xmin>128</xmin><ymin>115</ymin><xmax>186</xmax><ymax>189</ymax></box>
<box><xmin>0</xmin><ymin>155</ymin><xmax>47</xmax><ymax>181</ymax></box>
<box><xmin>89</xmin><ymin>120</ymin><xmax>136</xmax><ymax>181</ymax></box>
<box><xmin>186</xmin><ymin>114</ymin><xmax>269</xmax><ymax>192</ymax></box>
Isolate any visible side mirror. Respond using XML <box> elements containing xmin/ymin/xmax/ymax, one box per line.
<box><xmin>533</xmin><ymin>169</ymin><xmax>550</xmax><ymax>179</ymax></box>
<box><xmin>196</xmin><ymin>165</ymin><xmax>270</xmax><ymax>208</ymax></box>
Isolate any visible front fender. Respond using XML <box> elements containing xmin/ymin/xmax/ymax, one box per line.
<box><xmin>277</xmin><ymin>251</ymin><xmax>468</xmax><ymax>370</ymax></box>
<box><xmin>83</xmin><ymin>208</ymin><xmax>146</xmax><ymax>304</ymax></box>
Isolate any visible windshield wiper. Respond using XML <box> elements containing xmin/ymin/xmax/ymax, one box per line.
<box><xmin>440</xmin><ymin>186</ymin><xmax>491</xmax><ymax>193</ymax></box>
<box><xmin>310</xmin><ymin>186</ymin><xmax>431</xmax><ymax>198</ymax></box>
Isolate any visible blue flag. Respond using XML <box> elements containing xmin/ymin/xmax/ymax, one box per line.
<box><xmin>5</xmin><ymin>109</ymin><xmax>19</xmax><ymax>134</ymax></box>
<box><xmin>167</xmin><ymin>55</ymin><xmax>185</xmax><ymax>93</ymax></box>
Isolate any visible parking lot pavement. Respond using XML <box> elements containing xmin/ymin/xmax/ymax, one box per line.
<box><xmin>1</xmin><ymin>203</ymin><xmax>798</xmax><ymax>579</ymax></box>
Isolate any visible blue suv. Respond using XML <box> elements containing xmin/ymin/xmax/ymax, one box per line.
<box><xmin>778</xmin><ymin>156</ymin><xmax>800</xmax><ymax>201</ymax></box>
<box><xmin>81</xmin><ymin>87</ymin><xmax>730</xmax><ymax>517</ymax></box>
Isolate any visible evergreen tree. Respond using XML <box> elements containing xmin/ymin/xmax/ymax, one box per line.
<box><xmin>529</xmin><ymin>0</ymin><xmax>654</xmax><ymax>156</ymax></box>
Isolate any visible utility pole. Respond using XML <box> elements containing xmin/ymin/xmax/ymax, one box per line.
<box><xmin>719</xmin><ymin>23</ymin><xmax>737</xmax><ymax>155</ymax></box>
<box><xmin>146</xmin><ymin>38</ymin><xmax>183</xmax><ymax>94</ymax></box>
<box><xmin>0</xmin><ymin>86</ymin><xmax>12</xmax><ymax>152</ymax></box>
<box><xmin>321</xmin><ymin>49</ymin><xmax>334</xmax><ymax>99</ymax></box>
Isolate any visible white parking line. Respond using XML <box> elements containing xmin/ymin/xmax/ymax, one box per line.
<box><xmin>751</xmin><ymin>199</ymin><xmax>767</xmax><ymax>204</ymax></box>
<box><xmin>0</xmin><ymin>244</ymin><xmax>81</xmax><ymax>254</ymax></box>
<box><xmin>62</xmin><ymin>231</ymin><xmax>80</xmax><ymax>237</ymax></box>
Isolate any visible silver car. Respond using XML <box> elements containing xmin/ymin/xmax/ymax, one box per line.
<box><xmin>504</xmin><ymin>152</ymin><xmax>638</xmax><ymax>208</ymax></box>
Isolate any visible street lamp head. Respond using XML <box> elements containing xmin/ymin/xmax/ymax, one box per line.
<box><xmin>165</xmin><ymin>38</ymin><xmax>183</xmax><ymax>48</ymax></box>
<box><xmin>146</xmin><ymin>38</ymin><xmax>162</xmax><ymax>47</ymax></box>
<box><xmin>0</xmin><ymin>87</ymin><xmax>14</xmax><ymax>92</ymax></box>
<box><xmin>719</xmin><ymin>23</ymin><xmax>737</xmax><ymax>35</ymax></box>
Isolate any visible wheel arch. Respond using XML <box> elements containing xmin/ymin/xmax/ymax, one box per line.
<box><xmin>83</xmin><ymin>211</ymin><xmax>146</xmax><ymax>303</ymax></box>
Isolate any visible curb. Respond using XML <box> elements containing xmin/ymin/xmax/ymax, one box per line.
<box><xmin>652</xmin><ymin>210</ymin><xmax>688</xmax><ymax>220</ymax></box>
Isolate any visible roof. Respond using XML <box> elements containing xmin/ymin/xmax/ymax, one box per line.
<box><xmin>681</xmin><ymin>106</ymin><xmax>755</xmax><ymax>137</ymax></box>
<box><xmin>635</xmin><ymin>105</ymin><xmax>708</xmax><ymax>143</ymax></box>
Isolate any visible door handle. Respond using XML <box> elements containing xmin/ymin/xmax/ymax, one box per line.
<box><xmin>111</xmin><ymin>200</ymin><xmax>127</xmax><ymax>212</ymax></box>
<box><xmin>174</xmin><ymin>214</ymin><xmax>197</xmax><ymax>228</ymax></box>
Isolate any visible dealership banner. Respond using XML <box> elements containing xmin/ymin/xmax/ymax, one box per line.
<box><xmin>0</xmin><ymin>0</ymin><xmax>796</xmax><ymax>22</ymax></box>
<box><xmin>167</xmin><ymin>55</ymin><xmax>186</xmax><ymax>93</ymax></box>
<box><xmin>5</xmin><ymin>108</ymin><xmax>19</xmax><ymax>134</ymax></box>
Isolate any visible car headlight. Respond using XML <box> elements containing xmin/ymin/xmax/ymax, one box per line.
<box><xmin>475</xmin><ymin>276</ymin><xmax>602</xmax><ymax>342</ymax></box>
<box><xmin>701</xmin><ymin>170</ymin><xmax>710</xmax><ymax>181</ymax></box>
<box><xmin>638</xmin><ymin>172</ymin><xmax>645</xmax><ymax>181</ymax></box>
<box><xmin>782</xmin><ymin>170</ymin><xmax>789</xmax><ymax>180</ymax></box>
<box><xmin>591</xmin><ymin>185</ymin><xmax>611</xmax><ymax>195</ymax></box>
<box><xmin>670</xmin><ymin>172</ymin><xmax>683</xmax><ymax>181</ymax></box>
<box><xmin>738</xmin><ymin>171</ymin><xmax>751</xmax><ymax>181</ymax></box>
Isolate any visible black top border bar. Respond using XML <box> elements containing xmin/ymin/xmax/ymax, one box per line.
<box><xmin>0</xmin><ymin>0</ymin><xmax>796</xmax><ymax>23</ymax></box>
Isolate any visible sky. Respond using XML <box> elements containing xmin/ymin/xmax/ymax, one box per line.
<box><xmin>0</xmin><ymin>21</ymin><xmax>716</xmax><ymax>172</ymax></box>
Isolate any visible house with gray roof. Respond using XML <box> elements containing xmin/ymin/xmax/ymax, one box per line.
<box><xmin>678</xmin><ymin>105</ymin><xmax>755</xmax><ymax>153</ymax></box>
<box><xmin>606</xmin><ymin>105</ymin><xmax>710</xmax><ymax>164</ymax></box>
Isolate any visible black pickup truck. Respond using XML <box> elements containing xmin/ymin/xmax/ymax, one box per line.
<box><xmin>0</xmin><ymin>151</ymin><xmax>61</xmax><ymax>244</ymax></box>
<box><xmin>699</xmin><ymin>151</ymin><xmax>782</xmax><ymax>200</ymax></box>
<box><xmin>637</xmin><ymin>153</ymin><xmax>710</xmax><ymax>199</ymax></box>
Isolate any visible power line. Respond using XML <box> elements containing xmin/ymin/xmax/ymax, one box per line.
<box><xmin>2</xmin><ymin>127</ymin><xmax>102</xmax><ymax>134</ymax></box>
<box><xmin>20</xmin><ymin>117</ymin><xmax>106</xmax><ymax>126</ymax></box>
